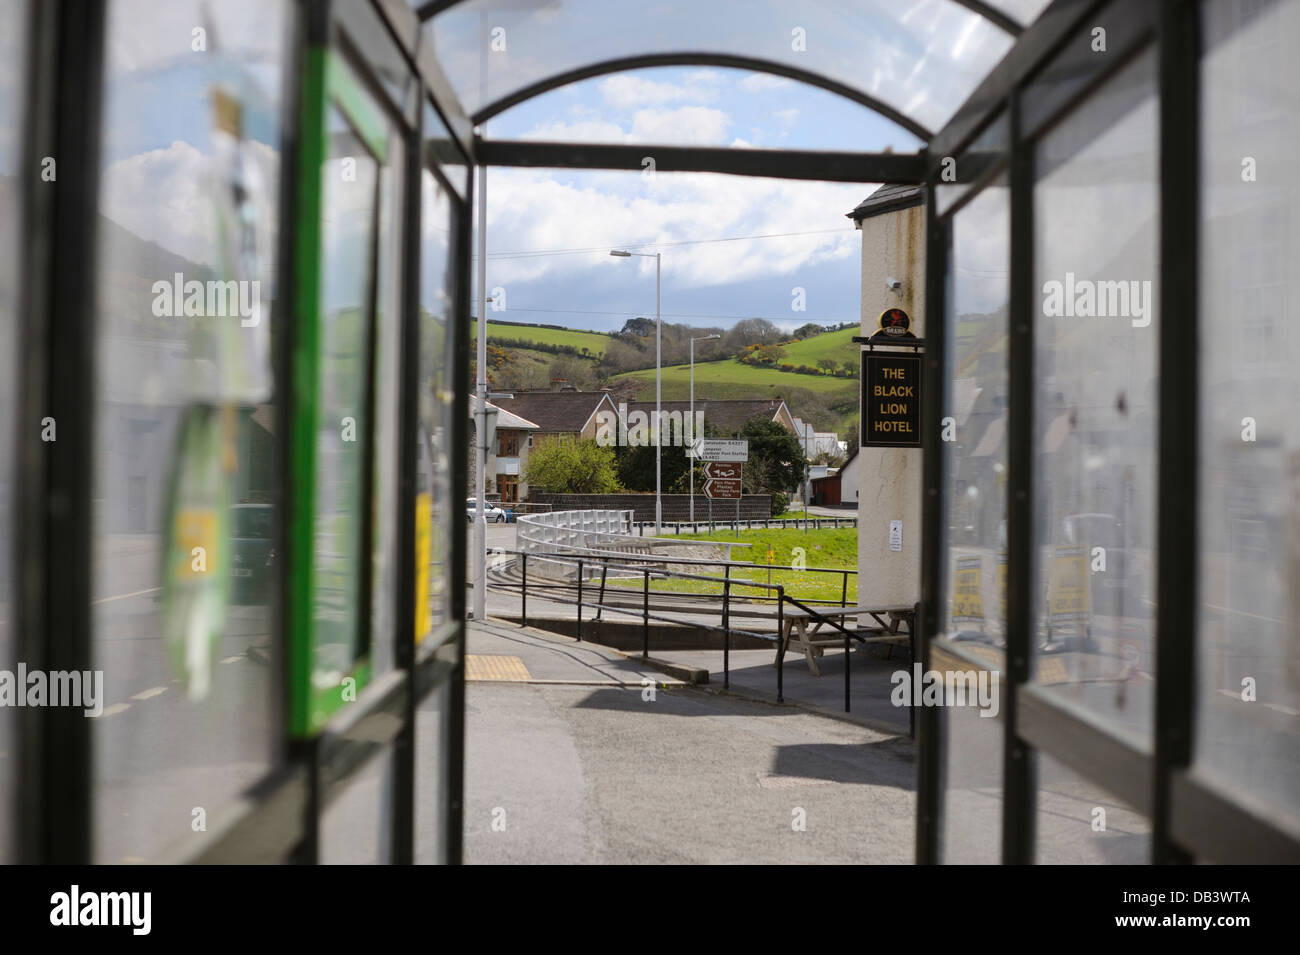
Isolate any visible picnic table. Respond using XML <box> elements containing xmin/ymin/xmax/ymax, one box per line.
<box><xmin>776</xmin><ymin>603</ymin><xmax>916</xmax><ymax>677</ymax></box>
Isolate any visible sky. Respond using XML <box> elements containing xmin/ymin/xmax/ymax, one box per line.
<box><xmin>83</xmin><ymin>0</ymin><xmax>1032</xmax><ymax>333</ymax></box>
<box><xmin>477</xmin><ymin>66</ymin><xmax>923</xmax><ymax>334</ymax></box>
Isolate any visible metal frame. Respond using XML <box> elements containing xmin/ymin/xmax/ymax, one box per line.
<box><xmin>921</xmin><ymin>0</ymin><xmax>1300</xmax><ymax>864</ymax></box>
<box><xmin>468</xmin><ymin>53</ymin><xmax>933</xmax><ymax>140</ymax></box>
<box><xmin>476</xmin><ymin>139</ymin><xmax>926</xmax><ymax>184</ymax></box>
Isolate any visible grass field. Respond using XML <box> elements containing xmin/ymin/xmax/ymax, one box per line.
<box><xmin>778</xmin><ymin>327</ymin><xmax>859</xmax><ymax>367</ymax></box>
<box><xmin>612</xmin><ymin>358</ymin><xmax>857</xmax><ymax>399</ymax></box>
<box><xmin>472</xmin><ymin>320</ymin><xmax>611</xmax><ymax>356</ymax></box>
<box><xmin>608</xmin><ymin>526</ymin><xmax>859</xmax><ymax>604</ymax></box>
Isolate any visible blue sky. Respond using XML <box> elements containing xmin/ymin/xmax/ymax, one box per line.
<box><xmin>477</xmin><ymin>66</ymin><xmax>923</xmax><ymax>335</ymax></box>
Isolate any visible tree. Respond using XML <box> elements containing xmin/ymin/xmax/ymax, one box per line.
<box><xmin>739</xmin><ymin>418</ymin><xmax>806</xmax><ymax>495</ymax></box>
<box><xmin>620</xmin><ymin>316</ymin><xmax>657</xmax><ymax>338</ymax></box>
<box><xmin>794</xmin><ymin>322</ymin><xmax>825</xmax><ymax>339</ymax></box>
<box><xmin>524</xmin><ymin>438</ymin><xmax>622</xmax><ymax>493</ymax></box>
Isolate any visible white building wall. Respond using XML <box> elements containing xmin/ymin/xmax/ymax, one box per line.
<box><xmin>856</xmin><ymin>203</ymin><xmax>926</xmax><ymax>607</ymax></box>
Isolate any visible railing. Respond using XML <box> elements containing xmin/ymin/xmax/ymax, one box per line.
<box><xmin>483</xmin><ymin>546</ymin><xmax>916</xmax><ymax>720</ymax></box>
<box><xmin>632</xmin><ymin>515</ymin><xmax>858</xmax><ymax>535</ymax></box>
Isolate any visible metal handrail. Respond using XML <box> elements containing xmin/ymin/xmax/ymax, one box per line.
<box><xmin>485</xmin><ymin>545</ymin><xmax>872</xmax><ymax>696</ymax></box>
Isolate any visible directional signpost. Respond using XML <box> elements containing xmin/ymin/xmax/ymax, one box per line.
<box><xmin>690</xmin><ymin>439</ymin><xmax>749</xmax><ymax>462</ymax></box>
<box><xmin>693</xmin><ymin>441</ymin><xmax>747</xmax><ymax>531</ymax></box>
<box><xmin>703</xmin><ymin>461</ymin><xmax>742</xmax><ymax>499</ymax></box>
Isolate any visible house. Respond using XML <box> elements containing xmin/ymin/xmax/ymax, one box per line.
<box><xmin>467</xmin><ymin>398</ymin><xmax>540</xmax><ymax>503</ymax></box>
<box><xmin>810</xmin><ymin>447</ymin><xmax>859</xmax><ymax>506</ymax></box>
<box><xmin>617</xmin><ymin>397</ymin><xmax>802</xmax><ymax>446</ymax></box>
<box><xmin>489</xmin><ymin>387</ymin><xmax>620</xmax><ymax>446</ymax></box>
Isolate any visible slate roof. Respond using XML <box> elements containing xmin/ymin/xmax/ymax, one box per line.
<box><xmin>489</xmin><ymin>390</ymin><xmax>614</xmax><ymax>433</ymax></box>
<box><xmin>846</xmin><ymin>182</ymin><xmax>924</xmax><ymax>222</ymax></box>
<box><xmin>621</xmin><ymin>397</ymin><xmax>791</xmax><ymax>436</ymax></box>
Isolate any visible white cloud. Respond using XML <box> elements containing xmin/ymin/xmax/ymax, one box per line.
<box><xmin>774</xmin><ymin>108</ymin><xmax>800</xmax><ymax>127</ymax></box>
<box><xmin>630</xmin><ymin>107</ymin><xmax>731</xmax><ymax>145</ymax></box>
<box><xmin>738</xmin><ymin>74</ymin><xmax>793</xmax><ymax>93</ymax></box>
<box><xmin>485</xmin><ymin>168</ymin><xmax>864</xmax><ymax>294</ymax></box>
<box><xmin>519</xmin><ymin>106</ymin><xmax>732</xmax><ymax>146</ymax></box>
<box><xmin>599</xmin><ymin>74</ymin><xmax>719</xmax><ymax>109</ymax></box>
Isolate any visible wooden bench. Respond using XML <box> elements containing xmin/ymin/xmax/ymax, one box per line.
<box><xmin>776</xmin><ymin>604</ymin><xmax>916</xmax><ymax>677</ymax></box>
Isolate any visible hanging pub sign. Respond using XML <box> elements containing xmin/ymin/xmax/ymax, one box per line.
<box><xmin>862</xmin><ymin>352</ymin><xmax>922</xmax><ymax>447</ymax></box>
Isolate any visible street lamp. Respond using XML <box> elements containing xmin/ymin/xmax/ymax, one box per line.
<box><xmin>611</xmin><ymin>249</ymin><xmax>662</xmax><ymax>533</ymax></box>
<box><xmin>688</xmin><ymin>333</ymin><xmax>720</xmax><ymax>522</ymax></box>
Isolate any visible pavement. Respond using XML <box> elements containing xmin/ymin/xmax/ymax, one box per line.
<box><xmin>464</xmin><ymin>617</ymin><xmax>916</xmax><ymax>864</ymax></box>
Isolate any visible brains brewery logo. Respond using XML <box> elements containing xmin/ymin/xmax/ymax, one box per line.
<box><xmin>877</xmin><ymin>307</ymin><xmax>911</xmax><ymax>337</ymax></box>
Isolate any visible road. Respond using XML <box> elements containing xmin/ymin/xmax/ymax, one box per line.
<box><xmin>463</xmin><ymin>618</ymin><xmax>915</xmax><ymax>864</ymax></box>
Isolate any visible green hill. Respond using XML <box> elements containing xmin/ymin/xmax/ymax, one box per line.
<box><xmin>612</xmin><ymin>358</ymin><xmax>854</xmax><ymax>398</ymax></box>
<box><xmin>779</xmin><ymin>327</ymin><xmax>860</xmax><ymax>367</ymax></box>
<box><xmin>471</xmin><ymin>320</ymin><xmax>611</xmax><ymax>356</ymax></box>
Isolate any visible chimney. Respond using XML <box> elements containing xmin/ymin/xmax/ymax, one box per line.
<box><xmin>550</xmin><ymin>378</ymin><xmax>566</xmax><ymax>392</ymax></box>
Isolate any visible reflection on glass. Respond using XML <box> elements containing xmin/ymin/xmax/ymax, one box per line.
<box><xmin>938</xmin><ymin>177</ymin><xmax>1009</xmax><ymax>862</ymax></box>
<box><xmin>1034</xmin><ymin>752</ymin><xmax>1149</xmax><ymax>864</ymax></box>
<box><xmin>0</xmin><ymin>0</ymin><xmax>29</xmax><ymax>865</ymax></box>
<box><xmin>1031</xmin><ymin>49</ymin><xmax>1159</xmax><ymax>740</ymax></box>
<box><xmin>92</xmin><ymin>0</ymin><xmax>286</xmax><ymax>861</ymax></box>
<box><xmin>418</xmin><ymin>128</ymin><xmax>456</xmax><ymax>638</ymax></box>
<box><xmin>313</xmin><ymin>105</ymin><xmax>379</xmax><ymax>686</ymax></box>
<box><xmin>320</xmin><ymin>746</ymin><xmax>394</xmax><ymax>864</ymax></box>
<box><xmin>415</xmin><ymin>677</ymin><xmax>451</xmax><ymax>863</ymax></box>
<box><xmin>1196</xmin><ymin>0</ymin><xmax>1300</xmax><ymax>819</ymax></box>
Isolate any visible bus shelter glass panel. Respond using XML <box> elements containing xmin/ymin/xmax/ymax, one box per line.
<box><xmin>320</xmin><ymin>744</ymin><xmax>395</xmax><ymax>864</ymax></box>
<box><xmin>368</xmin><ymin>116</ymin><xmax>410</xmax><ymax>680</ymax></box>
<box><xmin>1030</xmin><ymin>48</ymin><xmax>1160</xmax><ymax>743</ymax></box>
<box><xmin>90</xmin><ymin>0</ymin><xmax>288</xmax><ymax>861</ymax></box>
<box><xmin>1196</xmin><ymin>0</ymin><xmax>1300</xmax><ymax>820</ymax></box>
<box><xmin>0</xmin><ymin>0</ymin><xmax>29</xmax><ymax>865</ymax></box>
<box><xmin>417</xmin><ymin>112</ymin><xmax>459</xmax><ymax>640</ymax></box>
<box><xmin>938</xmin><ymin>176</ymin><xmax>1010</xmax><ymax>862</ymax></box>
<box><xmin>1034</xmin><ymin>751</ymin><xmax>1150</xmax><ymax>863</ymax></box>
<box><xmin>426</xmin><ymin>0</ymin><xmax>1016</xmax><ymax>133</ymax></box>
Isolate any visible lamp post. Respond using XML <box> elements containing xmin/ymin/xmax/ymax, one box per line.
<box><xmin>611</xmin><ymin>249</ymin><xmax>662</xmax><ymax>533</ymax></box>
<box><xmin>688</xmin><ymin>333</ymin><xmax>720</xmax><ymax>522</ymax></box>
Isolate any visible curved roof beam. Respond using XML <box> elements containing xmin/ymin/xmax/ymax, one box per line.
<box><xmin>471</xmin><ymin>52</ymin><xmax>934</xmax><ymax>142</ymax></box>
<box><xmin>417</xmin><ymin>0</ymin><xmax>1026</xmax><ymax>37</ymax></box>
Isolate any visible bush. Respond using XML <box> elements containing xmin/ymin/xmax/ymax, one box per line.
<box><xmin>769</xmin><ymin>492</ymin><xmax>789</xmax><ymax>517</ymax></box>
<box><xmin>524</xmin><ymin>438</ymin><xmax>622</xmax><ymax>493</ymax></box>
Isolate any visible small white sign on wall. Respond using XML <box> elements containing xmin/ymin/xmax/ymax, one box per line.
<box><xmin>889</xmin><ymin>520</ymin><xmax>903</xmax><ymax>552</ymax></box>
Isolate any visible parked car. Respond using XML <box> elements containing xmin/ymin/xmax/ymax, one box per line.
<box><xmin>230</xmin><ymin>503</ymin><xmax>274</xmax><ymax>605</ymax></box>
<box><xmin>466</xmin><ymin>498</ymin><xmax>507</xmax><ymax>523</ymax></box>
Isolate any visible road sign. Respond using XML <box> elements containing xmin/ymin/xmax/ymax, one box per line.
<box><xmin>691</xmin><ymin>439</ymin><xmax>748</xmax><ymax>462</ymax></box>
<box><xmin>703</xmin><ymin>461</ymin><xmax>742</xmax><ymax>481</ymax></box>
<box><xmin>703</xmin><ymin>461</ymin><xmax>742</xmax><ymax>499</ymax></box>
<box><xmin>704</xmin><ymin>478</ymin><xmax>742</xmax><ymax>499</ymax></box>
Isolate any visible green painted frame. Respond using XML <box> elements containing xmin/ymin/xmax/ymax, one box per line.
<box><xmin>288</xmin><ymin>45</ymin><xmax>391</xmax><ymax>737</ymax></box>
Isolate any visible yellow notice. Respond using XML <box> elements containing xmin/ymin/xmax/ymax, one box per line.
<box><xmin>1048</xmin><ymin>546</ymin><xmax>1090</xmax><ymax>622</ymax></box>
<box><xmin>415</xmin><ymin>493</ymin><xmax>432</xmax><ymax>644</ymax></box>
<box><xmin>175</xmin><ymin>507</ymin><xmax>218</xmax><ymax>578</ymax></box>
<box><xmin>952</xmin><ymin>556</ymin><xmax>984</xmax><ymax>624</ymax></box>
